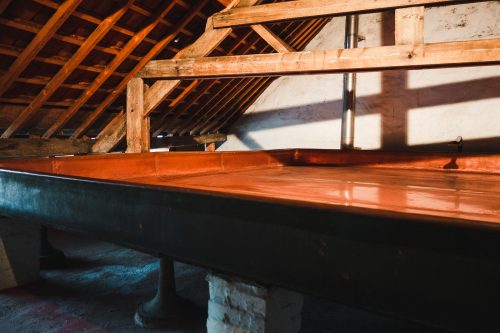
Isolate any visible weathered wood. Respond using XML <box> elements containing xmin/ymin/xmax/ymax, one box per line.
<box><xmin>71</xmin><ymin>0</ymin><xmax>211</xmax><ymax>139</ymax></box>
<box><xmin>142</xmin><ymin>28</ymin><xmax>233</xmax><ymax>117</ymax></box>
<box><xmin>43</xmin><ymin>1</ymin><xmax>175</xmax><ymax>139</ymax></box>
<box><xmin>138</xmin><ymin>38</ymin><xmax>500</xmax><ymax>79</ymax></box>
<box><xmin>152</xmin><ymin>133</ymin><xmax>227</xmax><ymax>148</ymax></box>
<box><xmin>85</xmin><ymin>0</ymin><xmax>259</xmax><ymax>153</ymax></box>
<box><xmin>251</xmin><ymin>24</ymin><xmax>294</xmax><ymax>53</ymax></box>
<box><xmin>142</xmin><ymin>0</ymin><xmax>261</xmax><ymax>118</ymax></box>
<box><xmin>91</xmin><ymin>112</ymin><xmax>126</xmax><ymax>153</ymax></box>
<box><xmin>1</xmin><ymin>0</ymin><xmax>134</xmax><ymax>139</ymax></box>
<box><xmin>212</xmin><ymin>0</ymin><xmax>461</xmax><ymax>28</ymax></box>
<box><xmin>395</xmin><ymin>6</ymin><xmax>425</xmax><ymax>45</ymax></box>
<box><xmin>0</xmin><ymin>138</ymin><xmax>90</xmax><ymax>158</ymax></box>
<box><xmin>126</xmin><ymin>78</ymin><xmax>149</xmax><ymax>153</ymax></box>
<box><xmin>0</xmin><ymin>0</ymin><xmax>82</xmax><ymax>98</ymax></box>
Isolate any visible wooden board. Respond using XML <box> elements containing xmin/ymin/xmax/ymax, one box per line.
<box><xmin>138</xmin><ymin>38</ymin><xmax>500</xmax><ymax>79</ymax></box>
<box><xmin>212</xmin><ymin>0</ymin><xmax>459</xmax><ymax>28</ymax></box>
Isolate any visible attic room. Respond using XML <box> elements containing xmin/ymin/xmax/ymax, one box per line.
<box><xmin>0</xmin><ymin>0</ymin><xmax>499</xmax><ymax>332</ymax></box>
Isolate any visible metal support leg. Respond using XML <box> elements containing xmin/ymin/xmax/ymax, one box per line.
<box><xmin>39</xmin><ymin>226</ymin><xmax>66</xmax><ymax>269</ymax></box>
<box><xmin>134</xmin><ymin>257</ymin><xmax>202</xmax><ymax>329</ymax></box>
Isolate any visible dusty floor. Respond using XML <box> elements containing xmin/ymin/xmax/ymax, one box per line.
<box><xmin>0</xmin><ymin>230</ymin><xmax>449</xmax><ymax>333</ymax></box>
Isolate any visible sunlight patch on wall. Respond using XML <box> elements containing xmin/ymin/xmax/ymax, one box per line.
<box><xmin>354</xmin><ymin>114</ymin><xmax>382</xmax><ymax>150</ymax></box>
<box><xmin>407</xmin><ymin>66</ymin><xmax>500</xmax><ymax>90</ymax></box>
<box><xmin>407</xmin><ymin>99</ymin><xmax>500</xmax><ymax>146</ymax></box>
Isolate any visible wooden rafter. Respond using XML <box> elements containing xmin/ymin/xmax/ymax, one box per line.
<box><xmin>42</xmin><ymin>1</ymin><xmax>177</xmax><ymax>138</ymax></box>
<box><xmin>163</xmin><ymin>18</ymin><xmax>325</xmax><ymax>136</ymax></box>
<box><xmin>138</xmin><ymin>39</ymin><xmax>500</xmax><ymax>80</ymax></box>
<box><xmin>90</xmin><ymin>112</ymin><xmax>126</xmax><ymax>153</ymax></box>
<box><xmin>1</xmin><ymin>0</ymin><xmax>135</xmax><ymax>138</ymax></box>
<box><xmin>0</xmin><ymin>0</ymin><xmax>82</xmax><ymax>98</ymax></box>
<box><xmin>154</xmin><ymin>27</ymin><xmax>259</xmax><ymax>136</ymax></box>
<box><xmin>251</xmin><ymin>24</ymin><xmax>294</xmax><ymax>53</ymax></box>
<box><xmin>32</xmin><ymin>0</ymin><xmax>193</xmax><ymax>52</ymax></box>
<box><xmin>72</xmin><ymin>0</ymin><xmax>210</xmax><ymax>141</ymax></box>
<box><xmin>0</xmin><ymin>43</ymin><xmax>128</xmax><ymax>78</ymax></box>
<box><xmin>90</xmin><ymin>0</ymin><xmax>261</xmax><ymax>152</ymax></box>
<box><xmin>142</xmin><ymin>0</ymin><xmax>262</xmax><ymax>118</ymax></box>
<box><xmin>0</xmin><ymin>17</ymin><xmax>142</xmax><ymax>62</ymax></box>
<box><xmin>211</xmin><ymin>0</ymin><xmax>461</xmax><ymax>28</ymax></box>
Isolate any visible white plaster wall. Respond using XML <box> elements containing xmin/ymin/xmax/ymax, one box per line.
<box><xmin>220</xmin><ymin>2</ymin><xmax>500</xmax><ymax>152</ymax></box>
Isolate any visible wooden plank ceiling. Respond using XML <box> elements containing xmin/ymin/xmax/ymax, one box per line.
<box><xmin>0</xmin><ymin>0</ymin><xmax>329</xmax><ymax>140</ymax></box>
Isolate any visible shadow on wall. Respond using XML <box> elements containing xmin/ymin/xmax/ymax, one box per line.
<box><xmin>228</xmin><ymin>75</ymin><xmax>500</xmax><ymax>152</ymax></box>
<box><xmin>224</xmin><ymin>12</ymin><xmax>500</xmax><ymax>153</ymax></box>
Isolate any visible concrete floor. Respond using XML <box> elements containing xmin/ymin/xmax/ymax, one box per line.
<box><xmin>0</xmin><ymin>230</ymin><xmax>450</xmax><ymax>333</ymax></box>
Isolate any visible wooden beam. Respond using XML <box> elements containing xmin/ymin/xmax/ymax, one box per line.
<box><xmin>395</xmin><ymin>6</ymin><xmax>425</xmax><ymax>45</ymax></box>
<box><xmin>217</xmin><ymin>0</ymin><xmax>233</xmax><ymax>7</ymax></box>
<box><xmin>251</xmin><ymin>24</ymin><xmax>294</xmax><ymax>53</ymax></box>
<box><xmin>126</xmin><ymin>78</ymin><xmax>149</xmax><ymax>153</ymax></box>
<box><xmin>71</xmin><ymin>0</ymin><xmax>211</xmax><ymax>140</ymax></box>
<box><xmin>212</xmin><ymin>0</ymin><xmax>461</xmax><ymax>28</ymax></box>
<box><xmin>1</xmin><ymin>0</ymin><xmax>134</xmax><ymax>139</ymax></box>
<box><xmin>142</xmin><ymin>0</ymin><xmax>261</xmax><ymax>118</ymax></box>
<box><xmin>142</xmin><ymin>28</ymin><xmax>233</xmax><ymax>117</ymax></box>
<box><xmin>0</xmin><ymin>0</ymin><xmax>12</xmax><ymax>15</ymax></box>
<box><xmin>43</xmin><ymin>1</ymin><xmax>176</xmax><ymax>138</ymax></box>
<box><xmin>152</xmin><ymin>133</ymin><xmax>226</xmax><ymax>148</ymax></box>
<box><xmin>91</xmin><ymin>112</ymin><xmax>126</xmax><ymax>153</ymax></box>
<box><xmin>84</xmin><ymin>0</ymin><xmax>259</xmax><ymax>153</ymax></box>
<box><xmin>138</xmin><ymin>38</ymin><xmax>500</xmax><ymax>79</ymax></box>
<box><xmin>0</xmin><ymin>0</ymin><xmax>82</xmax><ymax>98</ymax></box>
<box><xmin>0</xmin><ymin>138</ymin><xmax>90</xmax><ymax>158</ymax></box>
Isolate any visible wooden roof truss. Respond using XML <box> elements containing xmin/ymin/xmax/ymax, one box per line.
<box><xmin>0</xmin><ymin>0</ymin><xmax>497</xmax><ymax>156</ymax></box>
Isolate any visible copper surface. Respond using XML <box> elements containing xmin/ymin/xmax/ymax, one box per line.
<box><xmin>1</xmin><ymin>149</ymin><xmax>499</xmax><ymax>224</ymax></box>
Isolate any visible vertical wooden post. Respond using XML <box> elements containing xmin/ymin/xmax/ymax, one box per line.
<box><xmin>395</xmin><ymin>6</ymin><xmax>425</xmax><ymax>45</ymax></box>
<box><xmin>126</xmin><ymin>78</ymin><xmax>150</xmax><ymax>153</ymax></box>
<box><xmin>205</xmin><ymin>142</ymin><xmax>216</xmax><ymax>152</ymax></box>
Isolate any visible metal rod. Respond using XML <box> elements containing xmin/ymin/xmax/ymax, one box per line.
<box><xmin>341</xmin><ymin>15</ymin><xmax>359</xmax><ymax>150</ymax></box>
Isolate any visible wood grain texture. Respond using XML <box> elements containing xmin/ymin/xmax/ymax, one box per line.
<box><xmin>212</xmin><ymin>0</ymin><xmax>460</xmax><ymax>28</ymax></box>
<box><xmin>91</xmin><ymin>112</ymin><xmax>126</xmax><ymax>153</ymax></box>
<box><xmin>72</xmin><ymin>0</ymin><xmax>211</xmax><ymax>139</ymax></box>
<box><xmin>42</xmin><ymin>1</ymin><xmax>176</xmax><ymax>138</ymax></box>
<box><xmin>126</xmin><ymin>78</ymin><xmax>149</xmax><ymax>153</ymax></box>
<box><xmin>1</xmin><ymin>0</ymin><xmax>134</xmax><ymax>139</ymax></box>
<box><xmin>0</xmin><ymin>0</ymin><xmax>82</xmax><ymax>97</ymax></box>
<box><xmin>142</xmin><ymin>0</ymin><xmax>260</xmax><ymax>118</ymax></box>
<box><xmin>0</xmin><ymin>138</ymin><xmax>90</xmax><ymax>157</ymax></box>
<box><xmin>251</xmin><ymin>24</ymin><xmax>294</xmax><ymax>53</ymax></box>
<box><xmin>138</xmin><ymin>38</ymin><xmax>500</xmax><ymax>79</ymax></box>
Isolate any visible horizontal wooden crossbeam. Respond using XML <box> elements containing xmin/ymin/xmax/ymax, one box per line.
<box><xmin>211</xmin><ymin>0</ymin><xmax>461</xmax><ymax>28</ymax></box>
<box><xmin>138</xmin><ymin>38</ymin><xmax>500</xmax><ymax>79</ymax></box>
<box><xmin>0</xmin><ymin>138</ymin><xmax>91</xmax><ymax>158</ymax></box>
<box><xmin>152</xmin><ymin>133</ymin><xmax>227</xmax><ymax>148</ymax></box>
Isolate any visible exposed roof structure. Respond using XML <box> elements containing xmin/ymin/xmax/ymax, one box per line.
<box><xmin>0</xmin><ymin>0</ymin><xmax>329</xmax><ymax>141</ymax></box>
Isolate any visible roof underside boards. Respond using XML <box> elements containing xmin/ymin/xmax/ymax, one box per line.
<box><xmin>0</xmin><ymin>0</ymin><xmax>329</xmax><ymax>139</ymax></box>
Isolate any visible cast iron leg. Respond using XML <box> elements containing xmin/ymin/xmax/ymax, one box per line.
<box><xmin>134</xmin><ymin>257</ymin><xmax>201</xmax><ymax>329</ymax></box>
<box><xmin>39</xmin><ymin>226</ymin><xmax>66</xmax><ymax>269</ymax></box>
